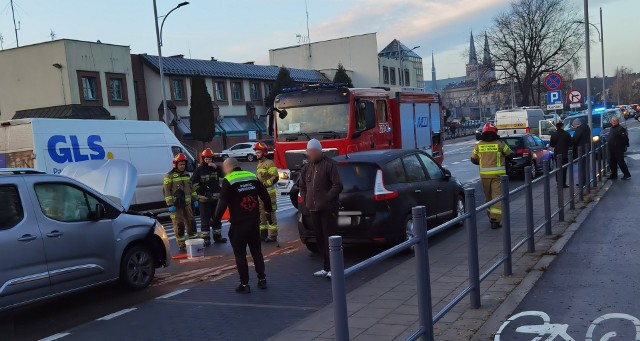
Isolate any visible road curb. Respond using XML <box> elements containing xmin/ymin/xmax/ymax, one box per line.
<box><xmin>471</xmin><ymin>179</ymin><xmax>614</xmax><ymax>340</ymax></box>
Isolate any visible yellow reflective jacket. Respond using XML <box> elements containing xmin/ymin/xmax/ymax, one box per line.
<box><xmin>256</xmin><ymin>158</ymin><xmax>278</xmax><ymax>193</ymax></box>
<box><xmin>163</xmin><ymin>169</ymin><xmax>197</xmax><ymax>206</ymax></box>
<box><xmin>471</xmin><ymin>140</ymin><xmax>513</xmax><ymax>178</ymax></box>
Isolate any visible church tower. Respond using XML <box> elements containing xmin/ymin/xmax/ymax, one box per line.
<box><xmin>465</xmin><ymin>31</ymin><xmax>478</xmax><ymax>81</ymax></box>
<box><xmin>431</xmin><ymin>51</ymin><xmax>437</xmax><ymax>91</ymax></box>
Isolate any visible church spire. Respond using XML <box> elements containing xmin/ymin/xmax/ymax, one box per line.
<box><xmin>483</xmin><ymin>33</ymin><xmax>492</xmax><ymax>65</ymax></box>
<box><xmin>431</xmin><ymin>51</ymin><xmax>437</xmax><ymax>90</ymax></box>
<box><xmin>468</xmin><ymin>30</ymin><xmax>478</xmax><ymax>65</ymax></box>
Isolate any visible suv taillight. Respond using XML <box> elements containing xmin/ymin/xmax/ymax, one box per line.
<box><xmin>298</xmin><ymin>192</ymin><xmax>303</xmax><ymax>204</ymax></box>
<box><xmin>374</xmin><ymin>169</ymin><xmax>398</xmax><ymax>201</ymax></box>
<box><xmin>517</xmin><ymin>148</ymin><xmax>530</xmax><ymax>157</ymax></box>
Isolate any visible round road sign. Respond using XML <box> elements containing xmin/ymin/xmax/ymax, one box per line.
<box><xmin>544</xmin><ymin>73</ymin><xmax>563</xmax><ymax>91</ymax></box>
<box><xmin>568</xmin><ymin>89</ymin><xmax>583</xmax><ymax>104</ymax></box>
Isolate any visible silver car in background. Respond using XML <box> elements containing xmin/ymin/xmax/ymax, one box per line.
<box><xmin>0</xmin><ymin>160</ymin><xmax>170</xmax><ymax>312</ymax></box>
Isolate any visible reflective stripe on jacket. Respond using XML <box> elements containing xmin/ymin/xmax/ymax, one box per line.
<box><xmin>256</xmin><ymin>158</ymin><xmax>278</xmax><ymax>193</ymax></box>
<box><xmin>471</xmin><ymin>141</ymin><xmax>513</xmax><ymax>177</ymax></box>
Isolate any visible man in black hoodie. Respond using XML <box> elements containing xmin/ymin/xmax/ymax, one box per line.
<box><xmin>607</xmin><ymin>116</ymin><xmax>631</xmax><ymax>180</ymax></box>
<box><xmin>572</xmin><ymin>118</ymin><xmax>591</xmax><ymax>186</ymax></box>
<box><xmin>550</xmin><ymin>122</ymin><xmax>573</xmax><ymax>187</ymax></box>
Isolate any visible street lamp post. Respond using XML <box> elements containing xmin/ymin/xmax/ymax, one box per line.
<box><xmin>396</xmin><ymin>44</ymin><xmax>420</xmax><ymax>87</ymax></box>
<box><xmin>582</xmin><ymin>0</ymin><xmax>593</xmax><ymax>153</ymax></box>
<box><xmin>576</xmin><ymin>7</ymin><xmax>606</xmax><ymax>109</ymax></box>
<box><xmin>153</xmin><ymin>1</ymin><xmax>189</xmax><ymax>128</ymax></box>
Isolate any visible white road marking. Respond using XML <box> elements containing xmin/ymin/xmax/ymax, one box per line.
<box><xmin>39</xmin><ymin>333</ymin><xmax>71</xmax><ymax>341</ymax></box>
<box><xmin>626</xmin><ymin>154</ymin><xmax>640</xmax><ymax>161</ymax></box>
<box><xmin>156</xmin><ymin>289</ymin><xmax>189</xmax><ymax>299</ymax></box>
<box><xmin>96</xmin><ymin>308</ymin><xmax>137</xmax><ymax>321</ymax></box>
<box><xmin>451</xmin><ymin>162</ymin><xmax>461</xmax><ymax>165</ymax></box>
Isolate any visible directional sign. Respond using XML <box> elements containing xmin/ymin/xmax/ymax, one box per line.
<box><xmin>543</xmin><ymin>73</ymin><xmax>563</xmax><ymax>91</ymax></box>
<box><xmin>568</xmin><ymin>89</ymin><xmax>583</xmax><ymax>104</ymax></box>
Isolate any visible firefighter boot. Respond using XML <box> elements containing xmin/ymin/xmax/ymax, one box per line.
<box><xmin>176</xmin><ymin>222</ymin><xmax>187</xmax><ymax>249</ymax></box>
<box><xmin>259</xmin><ymin>224</ymin><xmax>269</xmax><ymax>241</ymax></box>
<box><xmin>200</xmin><ymin>229</ymin><xmax>211</xmax><ymax>246</ymax></box>
<box><xmin>212</xmin><ymin>228</ymin><xmax>227</xmax><ymax>243</ymax></box>
<box><xmin>264</xmin><ymin>225</ymin><xmax>278</xmax><ymax>243</ymax></box>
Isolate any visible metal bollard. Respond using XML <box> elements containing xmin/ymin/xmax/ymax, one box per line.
<box><xmin>500</xmin><ymin>175</ymin><xmax>512</xmax><ymax>276</ymax></box>
<box><xmin>465</xmin><ymin>189</ymin><xmax>481</xmax><ymax>309</ymax></box>
<box><xmin>578</xmin><ymin>146</ymin><xmax>584</xmax><ymax>202</ymax></box>
<box><xmin>556</xmin><ymin>154</ymin><xmax>565</xmax><ymax>222</ymax></box>
<box><xmin>413</xmin><ymin>206</ymin><xmax>434</xmax><ymax>341</ymax></box>
<box><xmin>329</xmin><ymin>236</ymin><xmax>349</xmax><ymax>341</ymax></box>
<box><xmin>585</xmin><ymin>144</ymin><xmax>591</xmax><ymax>195</ymax></box>
<box><xmin>597</xmin><ymin>142</ymin><xmax>603</xmax><ymax>182</ymax></box>
<box><xmin>543</xmin><ymin>160</ymin><xmax>552</xmax><ymax>235</ymax></box>
<box><xmin>568</xmin><ymin>150</ymin><xmax>575</xmax><ymax>210</ymax></box>
<box><xmin>592</xmin><ymin>142</ymin><xmax>598</xmax><ymax>188</ymax></box>
<box><xmin>524</xmin><ymin>166</ymin><xmax>535</xmax><ymax>253</ymax></box>
<box><xmin>604</xmin><ymin>142</ymin><xmax>610</xmax><ymax>174</ymax></box>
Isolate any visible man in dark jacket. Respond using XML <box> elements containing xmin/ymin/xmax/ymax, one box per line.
<box><xmin>191</xmin><ymin>148</ymin><xmax>226</xmax><ymax>245</ymax></box>
<box><xmin>607</xmin><ymin>116</ymin><xmax>631</xmax><ymax>180</ymax></box>
<box><xmin>214</xmin><ymin>158</ymin><xmax>272</xmax><ymax>293</ymax></box>
<box><xmin>572</xmin><ymin>118</ymin><xmax>591</xmax><ymax>186</ymax></box>
<box><xmin>550</xmin><ymin>122</ymin><xmax>573</xmax><ymax>188</ymax></box>
<box><xmin>299</xmin><ymin>139</ymin><xmax>343</xmax><ymax>279</ymax></box>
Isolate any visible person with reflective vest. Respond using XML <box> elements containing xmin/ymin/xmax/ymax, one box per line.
<box><xmin>214</xmin><ymin>158</ymin><xmax>272</xmax><ymax>293</ymax></box>
<box><xmin>164</xmin><ymin>153</ymin><xmax>199</xmax><ymax>248</ymax></box>
<box><xmin>254</xmin><ymin>142</ymin><xmax>279</xmax><ymax>242</ymax></box>
<box><xmin>470</xmin><ymin>123</ymin><xmax>514</xmax><ymax>229</ymax></box>
<box><xmin>191</xmin><ymin>148</ymin><xmax>227</xmax><ymax>246</ymax></box>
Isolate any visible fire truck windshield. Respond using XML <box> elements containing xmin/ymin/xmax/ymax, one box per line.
<box><xmin>276</xmin><ymin>103</ymin><xmax>350</xmax><ymax>141</ymax></box>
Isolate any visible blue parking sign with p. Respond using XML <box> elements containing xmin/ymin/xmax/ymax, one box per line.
<box><xmin>547</xmin><ymin>90</ymin><xmax>562</xmax><ymax>105</ymax></box>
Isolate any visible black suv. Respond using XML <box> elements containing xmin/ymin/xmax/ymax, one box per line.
<box><xmin>297</xmin><ymin>150</ymin><xmax>465</xmax><ymax>252</ymax></box>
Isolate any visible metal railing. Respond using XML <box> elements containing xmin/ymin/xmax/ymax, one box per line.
<box><xmin>329</xmin><ymin>141</ymin><xmax>610</xmax><ymax>341</ymax></box>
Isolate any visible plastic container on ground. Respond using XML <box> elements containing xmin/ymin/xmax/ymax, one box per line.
<box><xmin>185</xmin><ymin>238</ymin><xmax>205</xmax><ymax>259</ymax></box>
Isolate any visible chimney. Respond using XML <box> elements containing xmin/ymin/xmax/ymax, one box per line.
<box><xmin>211</xmin><ymin>57</ymin><xmax>218</xmax><ymax>61</ymax></box>
<box><xmin>169</xmin><ymin>54</ymin><xmax>184</xmax><ymax>59</ymax></box>
<box><xmin>243</xmin><ymin>61</ymin><xmax>255</xmax><ymax>65</ymax></box>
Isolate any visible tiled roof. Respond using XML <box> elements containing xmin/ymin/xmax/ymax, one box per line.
<box><xmin>13</xmin><ymin>104</ymin><xmax>114</xmax><ymax>120</ymax></box>
<box><xmin>141</xmin><ymin>55</ymin><xmax>329</xmax><ymax>83</ymax></box>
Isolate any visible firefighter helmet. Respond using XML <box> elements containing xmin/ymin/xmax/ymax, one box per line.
<box><xmin>200</xmin><ymin>148</ymin><xmax>215</xmax><ymax>163</ymax></box>
<box><xmin>253</xmin><ymin>141</ymin><xmax>268</xmax><ymax>153</ymax></box>
<box><xmin>482</xmin><ymin>122</ymin><xmax>498</xmax><ymax>134</ymax></box>
<box><xmin>173</xmin><ymin>153</ymin><xmax>188</xmax><ymax>168</ymax></box>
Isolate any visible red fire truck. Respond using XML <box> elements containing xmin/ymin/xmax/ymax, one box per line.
<box><xmin>267</xmin><ymin>84</ymin><xmax>445</xmax><ymax>207</ymax></box>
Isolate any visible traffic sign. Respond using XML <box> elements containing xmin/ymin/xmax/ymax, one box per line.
<box><xmin>547</xmin><ymin>103</ymin><xmax>563</xmax><ymax>110</ymax></box>
<box><xmin>547</xmin><ymin>90</ymin><xmax>562</xmax><ymax>105</ymax></box>
<box><xmin>543</xmin><ymin>73</ymin><xmax>563</xmax><ymax>91</ymax></box>
<box><xmin>570</xmin><ymin>103</ymin><xmax>581</xmax><ymax>109</ymax></box>
<box><xmin>568</xmin><ymin>89</ymin><xmax>583</xmax><ymax>104</ymax></box>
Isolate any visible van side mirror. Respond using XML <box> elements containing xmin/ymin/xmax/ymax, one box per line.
<box><xmin>186</xmin><ymin>159</ymin><xmax>195</xmax><ymax>172</ymax></box>
<box><xmin>92</xmin><ymin>203</ymin><xmax>105</xmax><ymax>221</ymax></box>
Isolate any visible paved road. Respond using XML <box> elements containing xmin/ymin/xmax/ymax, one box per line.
<box><xmin>0</xmin><ymin>134</ymin><xmax>520</xmax><ymax>340</ymax></box>
<box><xmin>494</xmin><ymin>123</ymin><xmax>640</xmax><ymax>341</ymax></box>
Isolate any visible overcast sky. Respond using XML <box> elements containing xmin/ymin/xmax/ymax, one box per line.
<box><xmin>1</xmin><ymin>0</ymin><xmax>637</xmax><ymax>80</ymax></box>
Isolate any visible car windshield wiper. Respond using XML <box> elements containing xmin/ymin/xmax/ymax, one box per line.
<box><xmin>282</xmin><ymin>132</ymin><xmax>311</xmax><ymax>141</ymax></box>
<box><xmin>312</xmin><ymin>131</ymin><xmax>341</xmax><ymax>138</ymax></box>
<box><xmin>298</xmin><ymin>132</ymin><xmax>311</xmax><ymax>140</ymax></box>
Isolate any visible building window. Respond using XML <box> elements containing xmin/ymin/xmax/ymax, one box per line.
<box><xmin>105</xmin><ymin>73</ymin><xmax>129</xmax><ymax>106</ymax></box>
<box><xmin>231</xmin><ymin>81</ymin><xmax>244</xmax><ymax>104</ymax></box>
<box><xmin>383</xmin><ymin>67</ymin><xmax>389</xmax><ymax>84</ymax></box>
<box><xmin>404</xmin><ymin>69</ymin><xmax>410</xmax><ymax>86</ymax></box>
<box><xmin>170</xmin><ymin>78</ymin><xmax>188</xmax><ymax>106</ymax></box>
<box><xmin>250</xmin><ymin>82</ymin><xmax>261</xmax><ymax>101</ymax></box>
<box><xmin>77</xmin><ymin>71</ymin><xmax>102</xmax><ymax>106</ymax></box>
<box><xmin>133</xmin><ymin>81</ymin><xmax>140</xmax><ymax>103</ymax></box>
<box><xmin>264</xmin><ymin>83</ymin><xmax>274</xmax><ymax>98</ymax></box>
<box><xmin>390</xmin><ymin>67</ymin><xmax>396</xmax><ymax>85</ymax></box>
<box><xmin>376</xmin><ymin>100</ymin><xmax>388</xmax><ymax>123</ymax></box>
<box><xmin>214</xmin><ymin>80</ymin><xmax>227</xmax><ymax>102</ymax></box>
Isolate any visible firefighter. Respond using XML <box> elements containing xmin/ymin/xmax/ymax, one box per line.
<box><xmin>254</xmin><ymin>142</ymin><xmax>279</xmax><ymax>242</ymax></box>
<box><xmin>191</xmin><ymin>148</ymin><xmax>227</xmax><ymax>246</ymax></box>
<box><xmin>214</xmin><ymin>158</ymin><xmax>272</xmax><ymax>293</ymax></box>
<box><xmin>164</xmin><ymin>153</ymin><xmax>198</xmax><ymax>249</ymax></box>
<box><xmin>470</xmin><ymin>123</ymin><xmax>514</xmax><ymax>229</ymax></box>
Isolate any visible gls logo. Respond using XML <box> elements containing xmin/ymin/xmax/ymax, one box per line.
<box><xmin>47</xmin><ymin>135</ymin><xmax>106</xmax><ymax>164</ymax></box>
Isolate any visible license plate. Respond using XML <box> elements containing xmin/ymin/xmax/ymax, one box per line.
<box><xmin>338</xmin><ymin>216</ymin><xmax>352</xmax><ymax>226</ymax></box>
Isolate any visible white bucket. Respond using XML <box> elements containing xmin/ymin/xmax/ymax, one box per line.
<box><xmin>185</xmin><ymin>238</ymin><xmax>205</xmax><ymax>259</ymax></box>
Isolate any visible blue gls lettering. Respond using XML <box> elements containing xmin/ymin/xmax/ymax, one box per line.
<box><xmin>47</xmin><ymin>135</ymin><xmax>106</xmax><ymax>164</ymax></box>
<box><xmin>416</xmin><ymin>117</ymin><xmax>430</xmax><ymax>128</ymax></box>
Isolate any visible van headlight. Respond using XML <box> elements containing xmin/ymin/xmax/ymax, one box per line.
<box><xmin>592</xmin><ymin>136</ymin><xmax>600</xmax><ymax>142</ymax></box>
<box><xmin>279</xmin><ymin>172</ymin><xmax>289</xmax><ymax>180</ymax></box>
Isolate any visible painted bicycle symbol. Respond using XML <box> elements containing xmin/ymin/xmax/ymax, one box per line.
<box><xmin>495</xmin><ymin>311</ymin><xmax>640</xmax><ymax>341</ymax></box>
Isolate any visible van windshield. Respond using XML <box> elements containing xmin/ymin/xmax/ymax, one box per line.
<box><xmin>336</xmin><ymin>163</ymin><xmax>377</xmax><ymax>193</ymax></box>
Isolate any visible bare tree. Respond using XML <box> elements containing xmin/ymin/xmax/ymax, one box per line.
<box><xmin>487</xmin><ymin>0</ymin><xmax>583</xmax><ymax>106</ymax></box>
<box><xmin>609</xmin><ymin>67</ymin><xmax>639</xmax><ymax>105</ymax></box>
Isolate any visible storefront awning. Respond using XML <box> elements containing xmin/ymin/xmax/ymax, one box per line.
<box><xmin>176</xmin><ymin>117</ymin><xmax>223</xmax><ymax>139</ymax></box>
<box><xmin>216</xmin><ymin>116</ymin><xmax>261</xmax><ymax>137</ymax></box>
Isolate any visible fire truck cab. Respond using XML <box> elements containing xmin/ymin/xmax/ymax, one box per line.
<box><xmin>268</xmin><ymin>84</ymin><xmax>444</xmax><ymax>208</ymax></box>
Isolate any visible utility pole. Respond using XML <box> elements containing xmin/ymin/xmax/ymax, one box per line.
<box><xmin>11</xmin><ymin>0</ymin><xmax>19</xmax><ymax>47</ymax></box>
<box><xmin>583</xmin><ymin>0</ymin><xmax>593</xmax><ymax>151</ymax></box>
<box><xmin>305</xmin><ymin>0</ymin><xmax>311</xmax><ymax>60</ymax></box>
<box><xmin>600</xmin><ymin>7</ymin><xmax>606</xmax><ymax>108</ymax></box>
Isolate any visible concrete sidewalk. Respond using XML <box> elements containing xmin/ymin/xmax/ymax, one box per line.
<box><xmin>269</xmin><ymin>169</ymin><xmax>608</xmax><ymax>341</ymax></box>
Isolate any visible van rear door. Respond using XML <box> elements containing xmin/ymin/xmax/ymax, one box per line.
<box><xmin>496</xmin><ymin>111</ymin><xmax>528</xmax><ymax>136</ymax></box>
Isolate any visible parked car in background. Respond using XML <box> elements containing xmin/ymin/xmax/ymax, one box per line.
<box><xmin>499</xmin><ymin>134</ymin><xmax>554</xmax><ymax>179</ymax></box>
<box><xmin>544</xmin><ymin>113</ymin><xmax>562</xmax><ymax>124</ymax></box>
<box><xmin>495</xmin><ymin>107</ymin><xmax>556</xmax><ymax>141</ymax></box>
<box><xmin>564</xmin><ymin>108</ymin><xmax>626</xmax><ymax>142</ymax></box>
<box><xmin>0</xmin><ymin>161</ymin><xmax>171</xmax><ymax>312</ymax></box>
<box><xmin>297</xmin><ymin>150</ymin><xmax>465</xmax><ymax>252</ymax></box>
<box><xmin>616</xmin><ymin>105</ymin><xmax>635</xmax><ymax>119</ymax></box>
<box><xmin>631</xmin><ymin>104</ymin><xmax>639</xmax><ymax>113</ymax></box>
<box><xmin>219</xmin><ymin>142</ymin><xmax>259</xmax><ymax>162</ymax></box>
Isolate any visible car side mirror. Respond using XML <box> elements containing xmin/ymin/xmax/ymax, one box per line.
<box><xmin>443</xmin><ymin>168</ymin><xmax>452</xmax><ymax>180</ymax></box>
<box><xmin>92</xmin><ymin>203</ymin><xmax>105</xmax><ymax>221</ymax></box>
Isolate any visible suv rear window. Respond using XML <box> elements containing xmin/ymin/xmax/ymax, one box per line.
<box><xmin>336</xmin><ymin>163</ymin><xmax>377</xmax><ymax>193</ymax></box>
<box><xmin>501</xmin><ymin>138</ymin><xmax>523</xmax><ymax>150</ymax></box>
<box><xmin>0</xmin><ymin>185</ymin><xmax>24</xmax><ymax>229</ymax></box>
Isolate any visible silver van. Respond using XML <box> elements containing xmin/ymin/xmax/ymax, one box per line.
<box><xmin>0</xmin><ymin>160</ymin><xmax>171</xmax><ymax>312</ymax></box>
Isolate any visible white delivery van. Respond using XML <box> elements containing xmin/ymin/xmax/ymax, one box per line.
<box><xmin>495</xmin><ymin>107</ymin><xmax>556</xmax><ymax>142</ymax></box>
<box><xmin>0</xmin><ymin>118</ymin><xmax>196</xmax><ymax>211</ymax></box>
